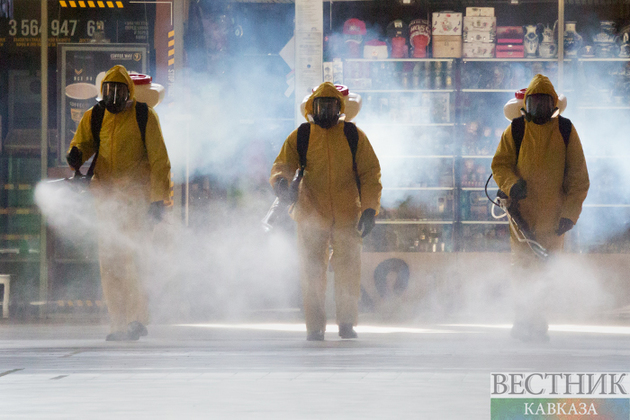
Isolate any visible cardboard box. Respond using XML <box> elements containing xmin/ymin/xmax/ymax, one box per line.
<box><xmin>463</xmin><ymin>42</ymin><xmax>496</xmax><ymax>58</ymax></box>
<box><xmin>464</xmin><ymin>30</ymin><xmax>495</xmax><ymax>43</ymax></box>
<box><xmin>363</xmin><ymin>44</ymin><xmax>388</xmax><ymax>60</ymax></box>
<box><xmin>463</xmin><ymin>16</ymin><xmax>496</xmax><ymax>34</ymax></box>
<box><xmin>497</xmin><ymin>26</ymin><xmax>524</xmax><ymax>44</ymax></box>
<box><xmin>496</xmin><ymin>44</ymin><xmax>524</xmax><ymax>58</ymax></box>
<box><xmin>432</xmin><ymin>12</ymin><xmax>462</xmax><ymax>35</ymax></box>
<box><xmin>432</xmin><ymin>35</ymin><xmax>462</xmax><ymax>58</ymax></box>
<box><xmin>466</xmin><ymin>7</ymin><xmax>494</xmax><ymax>17</ymax></box>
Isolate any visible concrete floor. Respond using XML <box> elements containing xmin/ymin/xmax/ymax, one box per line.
<box><xmin>1</xmin><ymin>320</ymin><xmax>630</xmax><ymax>419</ymax></box>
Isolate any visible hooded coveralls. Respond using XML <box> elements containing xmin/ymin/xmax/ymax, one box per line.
<box><xmin>270</xmin><ymin>82</ymin><xmax>382</xmax><ymax>333</ymax></box>
<box><xmin>68</xmin><ymin>65</ymin><xmax>171</xmax><ymax>333</ymax></box>
<box><xmin>492</xmin><ymin>75</ymin><xmax>590</xmax><ymax>320</ymax></box>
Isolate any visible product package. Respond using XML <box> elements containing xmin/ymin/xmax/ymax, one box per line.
<box><xmin>497</xmin><ymin>26</ymin><xmax>524</xmax><ymax>44</ymax></box>
<box><xmin>463</xmin><ymin>30</ymin><xmax>496</xmax><ymax>43</ymax></box>
<box><xmin>465</xmin><ymin>7</ymin><xmax>495</xmax><ymax>17</ymax></box>
<box><xmin>463</xmin><ymin>16</ymin><xmax>497</xmax><ymax>35</ymax></box>
<box><xmin>432</xmin><ymin>35</ymin><xmax>462</xmax><ymax>58</ymax></box>
<box><xmin>432</xmin><ymin>12</ymin><xmax>463</xmax><ymax>35</ymax></box>
<box><xmin>496</xmin><ymin>44</ymin><xmax>525</xmax><ymax>58</ymax></box>
<box><xmin>463</xmin><ymin>42</ymin><xmax>496</xmax><ymax>58</ymax></box>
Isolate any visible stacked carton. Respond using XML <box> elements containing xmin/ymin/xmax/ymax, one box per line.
<box><xmin>463</xmin><ymin>7</ymin><xmax>496</xmax><ymax>58</ymax></box>
<box><xmin>496</xmin><ymin>26</ymin><xmax>524</xmax><ymax>58</ymax></box>
<box><xmin>432</xmin><ymin>12</ymin><xmax>462</xmax><ymax>58</ymax></box>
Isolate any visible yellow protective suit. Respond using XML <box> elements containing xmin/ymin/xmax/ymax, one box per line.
<box><xmin>270</xmin><ymin>82</ymin><xmax>382</xmax><ymax>333</ymax></box>
<box><xmin>492</xmin><ymin>74</ymin><xmax>590</xmax><ymax>329</ymax></box>
<box><xmin>492</xmin><ymin>74</ymin><xmax>590</xmax><ymax>261</ymax></box>
<box><xmin>68</xmin><ymin>65</ymin><xmax>171</xmax><ymax>333</ymax></box>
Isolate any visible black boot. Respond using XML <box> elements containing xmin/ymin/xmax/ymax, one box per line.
<box><xmin>306</xmin><ymin>330</ymin><xmax>325</xmax><ymax>341</ymax></box>
<box><xmin>339</xmin><ymin>323</ymin><xmax>357</xmax><ymax>339</ymax></box>
<box><xmin>127</xmin><ymin>321</ymin><xmax>148</xmax><ymax>340</ymax></box>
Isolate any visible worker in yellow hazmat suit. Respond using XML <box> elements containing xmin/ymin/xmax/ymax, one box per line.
<box><xmin>66</xmin><ymin>65</ymin><xmax>172</xmax><ymax>341</ymax></box>
<box><xmin>492</xmin><ymin>74</ymin><xmax>589</xmax><ymax>341</ymax></box>
<box><xmin>270</xmin><ymin>82</ymin><xmax>382</xmax><ymax>341</ymax></box>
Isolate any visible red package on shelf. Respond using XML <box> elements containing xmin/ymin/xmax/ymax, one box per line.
<box><xmin>497</xmin><ymin>26</ymin><xmax>524</xmax><ymax>44</ymax></box>
<box><xmin>496</xmin><ymin>44</ymin><xmax>525</xmax><ymax>58</ymax></box>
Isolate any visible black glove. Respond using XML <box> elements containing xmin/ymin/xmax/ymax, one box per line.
<box><xmin>556</xmin><ymin>217</ymin><xmax>574</xmax><ymax>236</ymax></box>
<box><xmin>148</xmin><ymin>201</ymin><xmax>166</xmax><ymax>224</ymax></box>
<box><xmin>66</xmin><ymin>146</ymin><xmax>83</xmax><ymax>171</ymax></box>
<box><xmin>273</xmin><ymin>178</ymin><xmax>292</xmax><ymax>203</ymax></box>
<box><xmin>358</xmin><ymin>208</ymin><xmax>376</xmax><ymax>238</ymax></box>
<box><xmin>509</xmin><ymin>179</ymin><xmax>528</xmax><ymax>201</ymax></box>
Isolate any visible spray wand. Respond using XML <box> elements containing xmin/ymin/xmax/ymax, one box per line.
<box><xmin>485</xmin><ymin>174</ymin><xmax>548</xmax><ymax>259</ymax></box>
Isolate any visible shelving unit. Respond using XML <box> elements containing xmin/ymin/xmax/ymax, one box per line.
<box><xmin>340</xmin><ymin>49</ymin><xmax>630</xmax><ymax>254</ymax></box>
<box><xmin>345</xmin><ymin>57</ymin><xmax>457</xmax><ymax>253</ymax></box>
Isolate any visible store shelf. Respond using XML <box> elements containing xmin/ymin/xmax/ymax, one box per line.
<box><xmin>354</xmin><ymin>89</ymin><xmax>455</xmax><ymax>93</ymax></box>
<box><xmin>462</xmin><ymin>58</ymin><xmax>567</xmax><ymax>62</ymax></box>
<box><xmin>3</xmin><ymin>184</ymin><xmax>34</xmax><ymax>190</ymax></box>
<box><xmin>577</xmin><ymin>58</ymin><xmax>630</xmax><ymax>62</ymax></box>
<box><xmin>345</xmin><ymin>58</ymin><xmax>454</xmax><ymax>63</ymax></box>
<box><xmin>461</xmin><ymin>89</ymin><xmax>521</xmax><ymax>93</ymax></box>
<box><xmin>54</xmin><ymin>258</ymin><xmax>99</xmax><ymax>264</ymax></box>
<box><xmin>0</xmin><ymin>207</ymin><xmax>39</xmax><ymax>215</ymax></box>
<box><xmin>0</xmin><ymin>234</ymin><xmax>39</xmax><ymax>240</ymax></box>
<box><xmin>383</xmin><ymin>187</ymin><xmax>454</xmax><ymax>191</ymax></box>
<box><xmin>381</xmin><ymin>155</ymin><xmax>455</xmax><ymax>159</ymax></box>
<box><xmin>376</xmin><ymin>220</ymin><xmax>454</xmax><ymax>225</ymax></box>
<box><xmin>460</xmin><ymin>220</ymin><xmax>509</xmax><ymax>225</ymax></box>
<box><xmin>361</xmin><ymin>123</ymin><xmax>456</xmax><ymax>127</ymax></box>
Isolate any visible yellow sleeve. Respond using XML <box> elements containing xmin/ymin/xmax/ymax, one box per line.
<box><xmin>491</xmin><ymin>125</ymin><xmax>521</xmax><ymax>197</ymax></box>
<box><xmin>68</xmin><ymin>107</ymin><xmax>97</xmax><ymax>166</ymax></box>
<box><xmin>561</xmin><ymin>128</ymin><xmax>590</xmax><ymax>222</ymax></box>
<box><xmin>355</xmin><ymin>127</ymin><xmax>382</xmax><ymax>214</ymax></box>
<box><xmin>269</xmin><ymin>129</ymin><xmax>300</xmax><ymax>188</ymax></box>
<box><xmin>145</xmin><ymin>108</ymin><xmax>172</xmax><ymax>203</ymax></box>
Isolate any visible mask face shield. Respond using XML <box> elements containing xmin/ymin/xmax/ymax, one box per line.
<box><xmin>102</xmin><ymin>82</ymin><xmax>130</xmax><ymax>114</ymax></box>
<box><xmin>312</xmin><ymin>97</ymin><xmax>341</xmax><ymax>129</ymax></box>
<box><xmin>524</xmin><ymin>93</ymin><xmax>557</xmax><ymax>125</ymax></box>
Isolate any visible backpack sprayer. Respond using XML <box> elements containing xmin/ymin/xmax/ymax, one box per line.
<box><xmin>46</xmin><ymin>168</ymin><xmax>91</xmax><ymax>193</ymax></box>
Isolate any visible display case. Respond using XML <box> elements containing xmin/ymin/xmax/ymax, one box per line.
<box><xmin>339</xmin><ymin>50</ymin><xmax>630</xmax><ymax>254</ymax></box>
<box><xmin>568</xmin><ymin>57</ymin><xmax>630</xmax><ymax>253</ymax></box>
<box><xmin>344</xmin><ymin>58</ymin><xmax>458</xmax><ymax>253</ymax></box>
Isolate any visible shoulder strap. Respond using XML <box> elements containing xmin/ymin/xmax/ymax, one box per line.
<box><xmin>296</xmin><ymin>122</ymin><xmax>310</xmax><ymax>169</ymax></box>
<box><xmin>343</xmin><ymin>121</ymin><xmax>361</xmax><ymax>195</ymax></box>
<box><xmin>558</xmin><ymin>115</ymin><xmax>572</xmax><ymax>147</ymax></box>
<box><xmin>135</xmin><ymin>101</ymin><xmax>149</xmax><ymax>146</ymax></box>
<box><xmin>343</xmin><ymin>121</ymin><xmax>359</xmax><ymax>165</ymax></box>
<box><xmin>88</xmin><ymin>101</ymin><xmax>106</xmax><ymax>177</ymax></box>
<box><xmin>511</xmin><ymin>116</ymin><xmax>525</xmax><ymax>164</ymax></box>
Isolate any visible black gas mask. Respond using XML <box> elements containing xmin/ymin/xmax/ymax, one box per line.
<box><xmin>522</xmin><ymin>93</ymin><xmax>558</xmax><ymax>125</ymax></box>
<box><xmin>102</xmin><ymin>81</ymin><xmax>130</xmax><ymax>114</ymax></box>
<box><xmin>312</xmin><ymin>97</ymin><xmax>341</xmax><ymax>129</ymax></box>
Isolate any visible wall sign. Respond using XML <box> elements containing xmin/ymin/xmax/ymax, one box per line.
<box><xmin>58</xmin><ymin>43</ymin><xmax>147</xmax><ymax>160</ymax></box>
